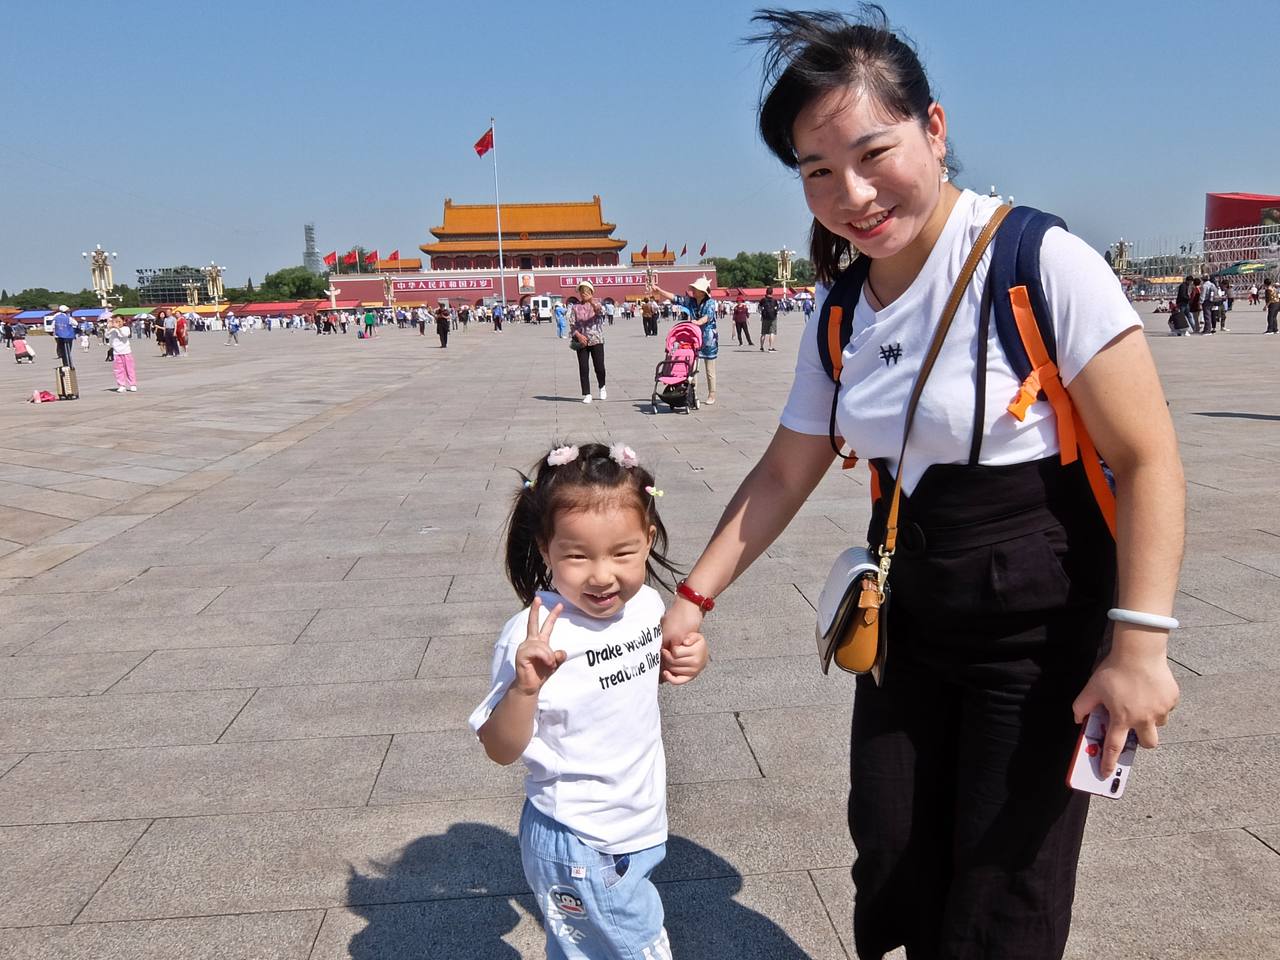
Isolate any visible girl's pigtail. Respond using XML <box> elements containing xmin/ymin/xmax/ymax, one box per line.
<box><xmin>505</xmin><ymin>468</ymin><xmax>552</xmax><ymax>606</ymax></box>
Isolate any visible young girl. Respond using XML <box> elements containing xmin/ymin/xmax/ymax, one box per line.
<box><xmin>469</xmin><ymin>441</ymin><xmax>707</xmax><ymax>960</ymax></box>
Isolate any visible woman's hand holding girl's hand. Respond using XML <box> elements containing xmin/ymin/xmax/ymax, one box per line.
<box><xmin>662</xmin><ymin>631</ymin><xmax>708</xmax><ymax>685</ymax></box>
<box><xmin>514</xmin><ymin>598</ymin><xmax>566</xmax><ymax>695</ymax></box>
<box><xmin>1072</xmin><ymin>628</ymin><xmax>1180</xmax><ymax>776</ymax></box>
<box><xmin>660</xmin><ymin>601</ymin><xmax>709</xmax><ymax>684</ymax></box>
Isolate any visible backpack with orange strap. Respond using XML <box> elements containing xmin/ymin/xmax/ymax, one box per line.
<box><xmin>815</xmin><ymin>206</ymin><xmax>1117</xmax><ymax>538</ymax></box>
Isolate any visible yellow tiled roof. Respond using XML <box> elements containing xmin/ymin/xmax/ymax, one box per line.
<box><xmin>421</xmin><ymin>237</ymin><xmax>625</xmax><ymax>254</ymax></box>
<box><xmin>431</xmin><ymin>196</ymin><xmax>616</xmax><ymax>236</ymax></box>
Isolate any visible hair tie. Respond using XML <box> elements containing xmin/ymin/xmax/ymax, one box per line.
<box><xmin>522</xmin><ymin>479</ymin><xmax>534</xmax><ymax>490</ymax></box>
<box><xmin>609</xmin><ymin>443</ymin><xmax>639</xmax><ymax>469</ymax></box>
<box><xmin>546</xmin><ymin>445</ymin><xmax>579</xmax><ymax>467</ymax></box>
<box><xmin>644</xmin><ymin>485</ymin><xmax>664</xmax><ymax>498</ymax></box>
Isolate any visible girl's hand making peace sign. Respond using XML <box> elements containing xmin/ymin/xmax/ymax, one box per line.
<box><xmin>514</xmin><ymin>597</ymin><xmax>566</xmax><ymax>695</ymax></box>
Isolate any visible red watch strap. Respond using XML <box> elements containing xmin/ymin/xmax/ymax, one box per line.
<box><xmin>677</xmin><ymin>579</ymin><xmax>715</xmax><ymax>612</ymax></box>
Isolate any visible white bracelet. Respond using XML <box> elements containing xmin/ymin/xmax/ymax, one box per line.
<box><xmin>1107</xmin><ymin>608</ymin><xmax>1179</xmax><ymax>630</ymax></box>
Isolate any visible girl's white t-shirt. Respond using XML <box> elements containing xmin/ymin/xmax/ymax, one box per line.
<box><xmin>780</xmin><ymin>190</ymin><xmax>1141</xmax><ymax>494</ymax></box>
<box><xmin>468</xmin><ymin>585</ymin><xmax>667</xmax><ymax>855</ymax></box>
<box><xmin>107</xmin><ymin>325</ymin><xmax>132</xmax><ymax>355</ymax></box>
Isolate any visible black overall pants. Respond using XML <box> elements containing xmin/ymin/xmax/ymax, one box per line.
<box><xmin>852</xmin><ymin>451</ymin><xmax>1115</xmax><ymax>960</ymax></box>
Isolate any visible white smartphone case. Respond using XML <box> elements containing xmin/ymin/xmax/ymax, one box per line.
<box><xmin>1067</xmin><ymin>706</ymin><xmax>1138</xmax><ymax>799</ymax></box>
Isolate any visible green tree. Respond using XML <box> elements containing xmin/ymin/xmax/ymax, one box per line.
<box><xmin>792</xmin><ymin>257</ymin><xmax>816</xmax><ymax>286</ymax></box>
<box><xmin>256</xmin><ymin>266</ymin><xmax>330</xmax><ymax>300</ymax></box>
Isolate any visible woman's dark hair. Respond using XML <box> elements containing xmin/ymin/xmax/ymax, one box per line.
<box><xmin>749</xmin><ymin>5</ymin><xmax>953</xmax><ymax>283</ymax></box>
<box><xmin>505</xmin><ymin>442</ymin><xmax>681</xmax><ymax>606</ymax></box>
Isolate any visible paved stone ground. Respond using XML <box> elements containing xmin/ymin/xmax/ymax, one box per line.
<box><xmin>0</xmin><ymin>307</ymin><xmax>1275</xmax><ymax>959</ymax></box>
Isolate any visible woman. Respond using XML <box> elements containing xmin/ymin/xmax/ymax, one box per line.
<box><xmin>569</xmin><ymin>280</ymin><xmax>607</xmax><ymax>403</ymax></box>
<box><xmin>661</xmin><ymin>9</ymin><xmax>1183</xmax><ymax>958</ymax></box>
<box><xmin>434</xmin><ymin>303</ymin><xmax>451</xmax><ymax>348</ymax></box>
<box><xmin>154</xmin><ymin>310</ymin><xmax>170</xmax><ymax>357</ymax></box>
<box><xmin>649</xmin><ymin>276</ymin><xmax>719</xmax><ymax>403</ymax></box>
<box><xmin>175</xmin><ymin>312</ymin><xmax>189</xmax><ymax>356</ymax></box>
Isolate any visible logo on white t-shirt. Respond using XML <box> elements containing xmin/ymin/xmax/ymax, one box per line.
<box><xmin>879</xmin><ymin>343</ymin><xmax>903</xmax><ymax>366</ymax></box>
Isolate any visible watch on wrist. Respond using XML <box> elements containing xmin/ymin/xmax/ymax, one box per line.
<box><xmin>676</xmin><ymin>579</ymin><xmax>715</xmax><ymax>613</ymax></box>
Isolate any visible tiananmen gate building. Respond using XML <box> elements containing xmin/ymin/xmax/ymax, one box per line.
<box><xmin>326</xmin><ymin>196</ymin><xmax>716</xmax><ymax>307</ymax></box>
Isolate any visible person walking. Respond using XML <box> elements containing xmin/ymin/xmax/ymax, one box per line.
<box><xmin>52</xmin><ymin>305</ymin><xmax>76</xmax><ymax>368</ymax></box>
<box><xmin>493</xmin><ymin>301</ymin><xmax>505</xmax><ymax>332</ymax></box>
<box><xmin>553</xmin><ymin>301</ymin><xmax>567</xmax><ymax>339</ymax></box>
<box><xmin>1199</xmin><ymin>275</ymin><xmax>1219</xmax><ymax>334</ymax></box>
<box><xmin>732</xmin><ymin>295</ymin><xmax>754</xmax><ymax>345</ymax></box>
<box><xmin>640</xmin><ymin>297</ymin><xmax>657</xmax><ymax>337</ymax></box>
<box><xmin>224</xmin><ymin>312</ymin><xmax>241</xmax><ymax>346</ymax></box>
<box><xmin>78</xmin><ymin>315</ymin><xmax>94</xmax><ymax>351</ymax></box>
<box><xmin>661</xmin><ymin>10</ymin><xmax>1183</xmax><ymax>959</ymax></box>
<box><xmin>569</xmin><ymin>280</ymin><xmax>607</xmax><ymax>403</ymax></box>
<box><xmin>649</xmin><ymin>276</ymin><xmax>719</xmax><ymax>404</ymax></box>
<box><xmin>362</xmin><ymin>308</ymin><xmax>377</xmax><ymax>339</ymax></box>
<box><xmin>107</xmin><ymin>314</ymin><xmax>138</xmax><ymax>392</ymax></box>
<box><xmin>435</xmin><ymin>303</ymin><xmax>451</xmax><ymax>348</ymax></box>
<box><xmin>162</xmin><ymin>309</ymin><xmax>179</xmax><ymax>356</ymax></box>
<box><xmin>1264</xmin><ymin>278</ymin><xmax>1280</xmax><ymax>334</ymax></box>
<box><xmin>176</xmin><ymin>312</ymin><xmax>189</xmax><ymax>355</ymax></box>
<box><xmin>759</xmin><ymin>286</ymin><xmax>780</xmax><ymax>351</ymax></box>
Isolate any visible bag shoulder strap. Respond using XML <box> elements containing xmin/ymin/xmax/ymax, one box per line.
<box><xmin>815</xmin><ymin>256</ymin><xmax>872</xmax><ymax>383</ymax></box>
<box><xmin>883</xmin><ymin>204</ymin><xmax>1012</xmax><ymax>557</ymax></box>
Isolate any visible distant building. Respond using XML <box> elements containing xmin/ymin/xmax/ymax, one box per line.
<box><xmin>420</xmin><ymin>196</ymin><xmax>626</xmax><ymax>270</ymax></box>
<box><xmin>135</xmin><ymin>266</ymin><xmax>204</xmax><ymax>306</ymax></box>
<box><xmin>303</xmin><ymin>223</ymin><xmax>323</xmax><ymax>275</ymax></box>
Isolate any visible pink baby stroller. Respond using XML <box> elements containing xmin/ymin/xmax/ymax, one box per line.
<box><xmin>13</xmin><ymin>339</ymin><xmax>34</xmax><ymax>363</ymax></box>
<box><xmin>651</xmin><ymin>320</ymin><xmax>701</xmax><ymax>414</ymax></box>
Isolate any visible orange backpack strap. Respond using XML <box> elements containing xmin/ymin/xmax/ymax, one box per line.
<box><xmin>1005</xmin><ymin>285</ymin><xmax>1117</xmax><ymax>537</ymax></box>
<box><xmin>816</xmin><ymin>260</ymin><xmax>871</xmax><ymax>472</ymax></box>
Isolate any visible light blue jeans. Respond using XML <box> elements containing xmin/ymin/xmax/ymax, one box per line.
<box><xmin>519</xmin><ymin>800</ymin><xmax>671</xmax><ymax>959</ymax></box>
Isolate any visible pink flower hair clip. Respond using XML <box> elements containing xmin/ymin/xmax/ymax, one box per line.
<box><xmin>608</xmin><ymin>443</ymin><xmax>639</xmax><ymax>469</ymax></box>
<box><xmin>546</xmin><ymin>445</ymin><xmax>580</xmax><ymax>467</ymax></box>
<box><xmin>644</xmin><ymin>485</ymin><xmax>664</xmax><ymax>498</ymax></box>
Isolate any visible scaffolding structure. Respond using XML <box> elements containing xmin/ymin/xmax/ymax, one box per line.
<box><xmin>135</xmin><ymin>266</ymin><xmax>206</xmax><ymax>306</ymax></box>
<box><xmin>1112</xmin><ymin>224</ymin><xmax>1280</xmax><ymax>297</ymax></box>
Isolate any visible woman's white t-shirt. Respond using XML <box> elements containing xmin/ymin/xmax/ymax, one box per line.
<box><xmin>780</xmin><ymin>190</ymin><xmax>1141</xmax><ymax>494</ymax></box>
<box><xmin>468</xmin><ymin>585</ymin><xmax>667</xmax><ymax>854</ymax></box>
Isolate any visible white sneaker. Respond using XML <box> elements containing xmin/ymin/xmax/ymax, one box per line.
<box><xmin>582</xmin><ymin>395</ymin><xmax>592</xmax><ymax>404</ymax></box>
<box><xmin>599</xmin><ymin>387</ymin><xmax>607</xmax><ymax>400</ymax></box>
<box><xmin>115</xmin><ymin>386</ymin><xmax>126</xmax><ymax>393</ymax></box>
<box><xmin>128</xmin><ymin>385</ymin><xmax>137</xmax><ymax>391</ymax></box>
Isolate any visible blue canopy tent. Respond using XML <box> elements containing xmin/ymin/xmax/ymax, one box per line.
<box><xmin>11</xmin><ymin>310</ymin><xmax>51</xmax><ymax>321</ymax></box>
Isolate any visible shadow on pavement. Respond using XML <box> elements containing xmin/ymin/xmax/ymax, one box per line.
<box><xmin>344</xmin><ymin>823</ymin><xmax>814</xmax><ymax>958</ymax></box>
<box><xmin>1192</xmin><ymin>411</ymin><xmax>1280</xmax><ymax>422</ymax></box>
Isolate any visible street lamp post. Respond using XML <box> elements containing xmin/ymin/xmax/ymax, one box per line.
<box><xmin>383</xmin><ymin>274</ymin><xmax>395</xmax><ymax>323</ymax></box>
<box><xmin>774</xmin><ymin>245</ymin><xmax>794</xmax><ymax>292</ymax></box>
<box><xmin>81</xmin><ymin>244</ymin><xmax>119</xmax><ymax>308</ymax></box>
<box><xmin>203</xmin><ymin>262</ymin><xmax>225</xmax><ymax>330</ymax></box>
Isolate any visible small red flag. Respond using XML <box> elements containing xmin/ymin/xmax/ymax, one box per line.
<box><xmin>323</xmin><ymin>251</ymin><xmax>337</xmax><ymax>267</ymax></box>
<box><xmin>661</xmin><ymin>243</ymin><xmax>668</xmax><ymax>257</ymax></box>
<box><xmin>699</xmin><ymin>242</ymin><xmax>707</xmax><ymax>257</ymax></box>
<box><xmin>388</xmin><ymin>250</ymin><xmax>399</xmax><ymax>261</ymax></box>
<box><xmin>640</xmin><ymin>244</ymin><xmax>648</xmax><ymax>260</ymax></box>
<box><xmin>474</xmin><ymin>127</ymin><xmax>494</xmax><ymax>157</ymax></box>
<box><xmin>343</xmin><ymin>250</ymin><xmax>358</xmax><ymax>266</ymax></box>
<box><xmin>680</xmin><ymin>244</ymin><xmax>687</xmax><ymax>258</ymax></box>
<box><xmin>365</xmin><ymin>249</ymin><xmax>379</xmax><ymax>263</ymax></box>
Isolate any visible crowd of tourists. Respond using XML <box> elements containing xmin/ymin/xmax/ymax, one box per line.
<box><xmin>1165</xmin><ymin>274</ymin><xmax>1280</xmax><ymax>335</ymax></box>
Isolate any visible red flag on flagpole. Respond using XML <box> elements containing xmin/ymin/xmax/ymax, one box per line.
<box><xmin>661</xmin><ymin>243</ymin><xmax>668</xmax><ymax>257</ymax></box>
<box><xmin>679</xmin><ymin>244</ymin><xmax>687</xmax><ymax>258</ymax></box>
<box><xmin>387</xmin><ymin>250</ymin><xmax>399</xmax><ymax>261</ymax></box>
<box><xmin>323</xmin><ymin>251</ymin><xmax>337</xmax><ymax>267</ymax></box>
<box><xmin>343</xmin><ymin>250</ymin><xmax>358</xmax><ymax>266</ymax></box>
<box><xmin>365</xmin><ymin>249</ymin><xmax>379</xmax><ymax>263</ymax></box>
<box><xmin>474</xmin><ymin>127</ymin><xmax>494</xmax><ymax>157</ymax></box>
<box><xmin>639</xmin><ymin>244</ymin><xmax>648</xmax><ymax>260</ymax></box>
<box><xmin>699</xmin><ymin>242</ymin><xmax>707</xmax><ymax>257</ymax></box>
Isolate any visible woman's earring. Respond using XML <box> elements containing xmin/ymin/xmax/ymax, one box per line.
<box><xmin>940</xmin><ymin>160</ymin><xmax>950</xmax><ymax>184</ymax></box>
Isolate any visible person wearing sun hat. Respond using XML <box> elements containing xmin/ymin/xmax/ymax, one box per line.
<box><xmin>569</xmin><ymin>279</ymin><xmax>608</xmax><ymax>403</ymax></box>
<box><xmin>649</xmin><ymin>275</ymin><xmax>719</xmax><ymax>403</ymax></box>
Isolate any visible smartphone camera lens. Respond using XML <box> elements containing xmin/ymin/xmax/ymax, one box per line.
<box><xmin>1109</xmin><ymin>776</ymin><xmax>1122</xmax><ymax>794</ymax></box>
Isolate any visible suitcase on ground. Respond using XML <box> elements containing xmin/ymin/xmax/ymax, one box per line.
<box><xmin>55</xmin><ymin>365</ymin><xmax>79</xmax><ymax>400</ymax></box>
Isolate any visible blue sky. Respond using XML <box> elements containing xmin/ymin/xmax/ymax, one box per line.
<box><xmin>4</xmin><ymin>0</ymin><xmax>1276</xmax><ymax>292</ymax></box>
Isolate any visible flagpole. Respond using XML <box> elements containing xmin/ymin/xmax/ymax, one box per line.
<box><xmin>490</xmin><ymin>116</ymin><xmax>507</xmax><ymax>314</ymax></box>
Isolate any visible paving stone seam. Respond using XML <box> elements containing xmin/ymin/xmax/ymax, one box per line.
<box><xmin>1177</xmin><ymin>588</ymin><xmax>1258</xmax><ymax>622</ymax></box>
<box><xmin>212</xmin><ymin>688</ymin><xmax>261</xmax><ymax>744</ymax></box>
<box><xmin>0</xmin><ymin>754</ymin><xmax>27</xmax><ymax>782</ymax></box>
<box><xmin>290</xmin><ymin>610</ymin><xmax>323</xmax><ymax>644</ymax></box>
<box><xmin>364</xmin><ymin>737</ymin><xmax>396</xmax><ymax>806</ymax></box>
<box><xmin>1244</xmin><ymin>827</ymin><xmax>1280</xmax><ymax>859</ymax></box>
<box><xmin>806</xmin><ymin>867</ymin><xmax>855</xmax><ymax>960</ymax></box>
<box><xmin>0</xmin><ymin>906</ymin><xmax>329</xmax><ymax>935</ymax></box>
<box><xmin>732</xmin><ymin>712</ymin><xmax>768</xmax><ymax>779</ymax></box>
<box><xmin>1165</xmin><ymin>655</ymin><xmax>1202</xmax><ymax>677</ymax></box>
<box><xmin>1080</xmin><ymin>821</ymin><xmax>1280</xmax><ymax>848</ymax></box>
<box><xmin>69</xmin><ymin>818</ymin><xmax>155</xmax><ymax>926</ymax></box>
<box><xmin>98</xmin><ymin>650</ymin><xmax>159</xmax><ymax>695</ymax></box>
